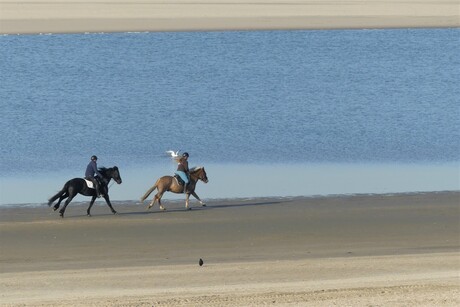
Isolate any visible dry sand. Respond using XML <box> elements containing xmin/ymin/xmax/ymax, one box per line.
<box><xmin>0</xmin><ymin>0</ymin><xmax>459</xmax><ymax>34</ymax></box>
<box><xmin>0</xmin><ymin>192</ymin><xmax>459</xmax><ymax>306</ymax></box>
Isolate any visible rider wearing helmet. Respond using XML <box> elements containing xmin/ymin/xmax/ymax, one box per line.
<box><xmin>175</xmin><ymin>152</ymin><xmax>190</xmax><ymax>193</ymax></box>
<box><xmin>85</xmin><ymin>155</ymin><xmax>103</xmax><ymax>198</ymax></box>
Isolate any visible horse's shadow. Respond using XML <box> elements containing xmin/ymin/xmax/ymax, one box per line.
<box><xmin>204</xmin><ymin>200</ymin><xmax>288</xmax><ymax>210</ymax></box>
<box><xmin>120</xmin><ymin>206</ymin><xmax>208</xmax><ymax>216</ymax></box>
<box><xmin>111</xmin><ymin>200</ymin><xmax>288</xmax><ymax>216</ymax></box>
<box><xmin>74</xmin><ymin>199</ymin><xmax>293</xmax><ymax>217</ymax></box>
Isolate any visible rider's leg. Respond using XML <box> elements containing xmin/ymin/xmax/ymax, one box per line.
<box><xmin>93</xmin><ymin>178</ymin><xmax>102</xmax><ymax>198</ymax></box>
<box><xmin>175</xmin><ymin>171</ymin><xmax>189</xmax><ymax>193</ymax></box>
<box><xmin>183</xmin><ymin>176</ymin><xmax>189</xmax><ymax>193</ymax></box>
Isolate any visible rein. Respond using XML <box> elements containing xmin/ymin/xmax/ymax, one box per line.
<box><xmin>98</xmin><ymin>167</ymin><xmax>119</xmax><ymax>190</ymax></box>
<box><xmin>189</xmin><ymin>169</ymin><xmax>202</xmax><ymax>181</ymax></box>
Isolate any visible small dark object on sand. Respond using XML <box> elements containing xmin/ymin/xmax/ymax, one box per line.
<box><xmin>199</xmin><ymin>258</ymin><xmax>204</xmax><ymax>266</ymax></box>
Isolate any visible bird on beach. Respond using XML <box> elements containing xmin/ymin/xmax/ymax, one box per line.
<box><xmin>166</xmin><ymin>150</ymin><xmax>180</xmax><ymax>158</ymax></box>
<box><xmin>199</xmin><ymin>258</ymin><xmax>204</xmax><ymax>266</ymax></box>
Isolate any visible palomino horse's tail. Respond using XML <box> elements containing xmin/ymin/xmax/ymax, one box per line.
<box><xmin>47</xmin><ymin>183</ymin><xmax>68</xmax><ymax>206</ymax></box>
<box><xmin>140</xmin><ymin>182</ymin><xmax>158</xmax><ymax>202</ymax></box>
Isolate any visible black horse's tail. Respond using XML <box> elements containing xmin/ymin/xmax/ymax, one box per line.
<box><xmin>47</xmin><ymin>183</ymin><xmax>68</xmax><ymax>206</ymax></box>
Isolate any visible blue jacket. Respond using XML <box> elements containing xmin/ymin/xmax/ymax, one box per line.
<box><xmin>85</xmin><ymin>161</ymin><xmax>102</xmax><ymax>178</ymax></box>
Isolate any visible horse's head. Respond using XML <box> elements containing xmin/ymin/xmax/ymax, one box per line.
<box><xmin>99</xmin><ymin>166</ymin><xmax>122</xmax><ymax>184</ymax></box>
<box><xmin>191</xmin><ymin>167</ymin><xmax>208</xmax><ymax>183</ymax></box>
<box><xmin>110</xmin><ymin>166</ymin><xmax>122</xmax><ymax>184</ymax></box>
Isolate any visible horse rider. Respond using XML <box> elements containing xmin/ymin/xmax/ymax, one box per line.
<box><xmin>175</xmin><ymin>152</ymin><xmax>190</xmax><ymax>193</ymax></box>
<box><xmin>85</xmin><ymin>155</ymin><xmax>103</xmax><ymax>198</ymax></box>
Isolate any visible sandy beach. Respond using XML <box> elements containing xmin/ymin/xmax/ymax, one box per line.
<box><xmin>0</xmin><ymin>192</ymin><xmax>459</xmax><ymax>306</ymax></box>
<box><xmin>1</xmin><ymin>0</ymin><xmax>459</xmax><ymax>34</ymax></box>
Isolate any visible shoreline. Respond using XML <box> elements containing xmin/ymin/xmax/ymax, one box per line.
<box><xmin>1</xmin><ymin>1</ymin><xmax>459</xmax><ymax>35</ymax></box>
<box><xmin>0</xmin><ymin>189</ymin><xmax>458</xmax><ymax>208</ymax></box>
<box><xmin>1</xmin><ymin>191</ymin><xmax>459</xmax><ymax>305</ymax></box>
<box><xmin>2</xmin><ymin>162</ymin><xmax>459</xmax><ymax>205</ymax></box>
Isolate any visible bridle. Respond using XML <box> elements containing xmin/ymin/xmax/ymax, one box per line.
<box><xmin>190</xmin><ymin>168</ymin><xmax>207</xmax><ymax>182</ymax></box>
<box><xmin>103</xmin><ymin>167</ymin><xmax>122</xmax><ymax>189</ymax></box>
<box><xmin>196</xmin><ymin>168</ymin><xmax>208</xmax><ymax>183</ymax></box>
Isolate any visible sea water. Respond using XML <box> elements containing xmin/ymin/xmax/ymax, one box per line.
<box><xmin>1</xmin><ymin>29</ymin><xmax>459</xmax><ymax>205</ymax></box>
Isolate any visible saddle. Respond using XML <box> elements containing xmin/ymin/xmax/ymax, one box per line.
<box><xmin>84</xmin><ymin>177</ymin><xmax>102</xmax><ymax>189</ymax></box>
<box><xmin>174</xmin><ymin>174</ymin><xmax>185</xmax><ymax>186</ymax></box>
<box><xmin>84</xmin><ymin>179</ymin><xmax>95</xmax><ymax>189</ymax></box>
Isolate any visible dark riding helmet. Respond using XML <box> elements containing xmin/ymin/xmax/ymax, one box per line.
<box><xmin>182</xmin><ymin>152</ymin><xmax>189</xmax><ymax>157</ymax></box>
<box><xmin>91</xmin><ymin>155</ymin><xmax>98</xmax><ymax>161</ymax></box>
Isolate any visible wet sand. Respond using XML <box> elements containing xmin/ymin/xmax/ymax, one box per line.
<box><xmin>1</xmin><ymin>192</ymin><xmax>459</xmax><ymax>305</ymax></box>
<box><xmin>1</xmin><ymin>0</ymin><xmax>459</xmax><ymax>34</ymax></box>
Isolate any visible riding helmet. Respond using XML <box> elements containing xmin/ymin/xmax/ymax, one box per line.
<box><xmin>182</xmin><ymin>152</ymin><xmax>189</xmax><ymax>157</ymax></box>
<box><xmin>91</xmin><ymin>155</ymin><xmax>98</xmax><ymax>161</ymax></box>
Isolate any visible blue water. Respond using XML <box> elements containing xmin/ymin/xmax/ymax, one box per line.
<box><xmin>1</xmin><ymin>29</ymin><xmax>459</xmax><ymax>205</ymax></box>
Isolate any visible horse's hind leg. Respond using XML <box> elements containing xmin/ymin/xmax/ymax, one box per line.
<box><xmin>147</xmin><ymin>196</ymin><xmax>156</xmax><ymax>210</ymax></box>
<box><xmin>157</xmin><ymin>196</ymin><xmax>166</xmax><ymax>211</ymax></box>
<box><xmin>147</xmin><ymin>193</ymin><xmax>160</xmax><ymax>210</ymax></box>
<box><xmin>148</xmin><ymin>192</ymin><xmax>167</xmax><ymax>211</ymax></box>
<box><xmin>53</xmin><ymin>192</ymin><xmax>69</xmax><ymax>211</ymax></box>
<box><xmin>59</xmin><ymin>193</ymin><xmax>76</xmax><ymax>218</ymax></box>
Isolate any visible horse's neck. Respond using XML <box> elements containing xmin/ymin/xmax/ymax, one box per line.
<box><xmin>99</xmin><ymin>171</ymin><xmax>111</xmax><ymax>183</ymax></box>
<box><xmin>189</xmin><ymin>171</ymin><xmax>200</xmax><ymax>182</ymax></box>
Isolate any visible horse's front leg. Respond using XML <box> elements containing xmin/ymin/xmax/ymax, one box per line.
<box><xmin>191</xmin><ymin>191</ymin><xmax>206</xmax><ymax>207</ymax></box>
<box><xmin>86</xmin><ymin>196</ymin><xmax>97</xmax><ymax>217</ymax></box>
<box><xmin>185</xmin><ymin>193</ymin><xmax>191</xmax><ymax>210</ymax></box>
<box><xmin>103</xmin><ymin>194</ymin><xmax>117</xmax><ymax>214</ymax></box>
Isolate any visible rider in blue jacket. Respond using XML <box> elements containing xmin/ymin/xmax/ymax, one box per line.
<box><xmin>85</xmin><ymin>155</ymin><xmax>103</xmax><ymax>197</ymax></box>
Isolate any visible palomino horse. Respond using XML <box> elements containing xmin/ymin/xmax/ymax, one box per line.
<box><xmin>48</xmin><ymin>166</ymin><xmax>122</xmax><ymax>217</ymax></box>
<box><xmin>140</xmin><ymin>166</ymin><xmax>208</xmax><ymax>210</ymax></box>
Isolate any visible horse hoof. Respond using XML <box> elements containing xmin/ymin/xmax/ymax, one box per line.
<box><xmin>112</xmin><ymin>211</ymin><xmax>118</xmax><ymax>215</ymax></box>
<box><xmin>87</xmin><ymin>214</ymin><xmax>92</xmax><ymax>217</ymax></box>
<box><xmin>202</xmin><ymin>204</ymin><xmax>207</xmax><ymax>207</ymax></box>
<box><xmin>187</xmin><ymin>208</ymin><xmax>192</xmax><ymax>211</ymax></box>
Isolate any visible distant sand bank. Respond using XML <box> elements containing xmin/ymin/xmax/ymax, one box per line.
<box><xmin>1</xmin><ymin>192</ymin><xmax>459</xmax><ymax>305</ymax></box>
<box><xmin>1</xmin><ymin>0</ymin><xmax>459</xmax><ymax>34</ymax></box>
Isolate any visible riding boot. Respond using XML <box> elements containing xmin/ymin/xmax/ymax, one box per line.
<box><xmin>183</xmin><ymin>183</ymin><xmax>187</xmax><ymax>194</ymax></box>
<box><xmin>94</xmin><ymin>181</ymin><xmax>102</xmax><ymax>198</ymax></box>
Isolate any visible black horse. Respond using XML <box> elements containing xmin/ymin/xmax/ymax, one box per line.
<box><xmin>48</xmin><ymin>166</ymin><xmax>122</xmax><ymax>218</ymax></box>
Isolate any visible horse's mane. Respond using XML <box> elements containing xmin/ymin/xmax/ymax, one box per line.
<box><xmin>98</xmin><ymin>167</ymin><xmax>117</xmax><ymax>175</ymax></box>
<box><xmin>190</xmin><ymin>166</ymin><xmax>203</xmax><ymax>173</ymax></box>
<box><xmin>98</xmin><ymin>167</ymin><xmax>109</xmax><ymax>174</ymax></box>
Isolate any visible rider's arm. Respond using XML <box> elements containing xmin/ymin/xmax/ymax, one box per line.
<box><xmin>184</xmin><ymin>161</ymin><xmax>190</xmax><ymax>174</ymax></box>
<box><xmin>92</xmin><ymin>162</ymin><xmax>103</xmax><ymax>177</ymax></box>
